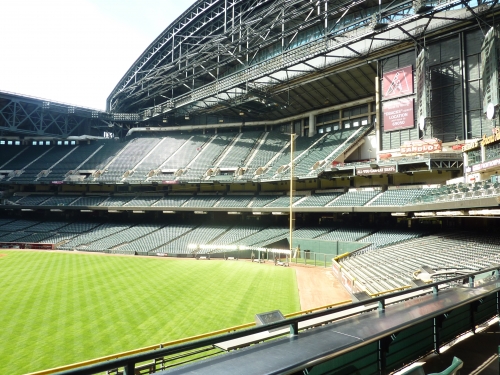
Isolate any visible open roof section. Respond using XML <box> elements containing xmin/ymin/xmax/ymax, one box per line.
<box><xmin>107</xmin><ymin>0</ymin><xmax>495</xmax><ymax>124</ymax></box>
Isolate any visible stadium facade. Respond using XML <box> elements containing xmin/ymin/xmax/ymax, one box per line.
<box><xmin>2</xmin><ymin>0</ymin><xmax>500</xmax><ymax>374</ymax></box>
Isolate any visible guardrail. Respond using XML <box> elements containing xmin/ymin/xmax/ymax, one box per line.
<box><xmin>27</xmin><ymin>266</ymin><xmax>500</xmax><ymax>375</ymax></box>
<box><xmin>27</xmin><ymin>300</ymin><xmax>351</xmax><ymax>375</ymax></box>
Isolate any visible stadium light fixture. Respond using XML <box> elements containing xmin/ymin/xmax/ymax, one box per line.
<box><xmin>414</xmin><ymin>211</ymin><xmax>436</xmax><ymax>217</ymax></box>
<box><xmin>436</xmin><ymin>210</ymin><xmax>466</xmax><ymax>216</ymax></box>
<box><xmin>469</xmin><ymin>209</ymin><xmax>500</xmax><ymax>216</ymax></box>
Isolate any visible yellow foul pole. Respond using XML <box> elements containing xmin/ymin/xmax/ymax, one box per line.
<box><xmin>289</xmin><ymin>132</ymin><xmax>294</xmax><ymax>257</ymax></box>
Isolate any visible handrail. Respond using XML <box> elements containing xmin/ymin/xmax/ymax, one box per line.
<box><xmin>29</xmin><ymin>266</ymin><xmax>499</xmax><ymax>375</ymax></box>
<box><xmin>369</xmin><ymin>285</ymin><xmax>412</xmax><ymax>297</ymax></box>
<box><xmin>27</xmin><ymin>300</ymin><xmax>352</xmax><ymax>375</ymax></box>
<box><xmin>333</xmin><ymin>252</ymin><xmax>350</xmax><ymax>261</ymax></box>
<box><xmin>284</xmin><ymin>299</ymin><xmax>352</xmax><ymax>317</ymax></box>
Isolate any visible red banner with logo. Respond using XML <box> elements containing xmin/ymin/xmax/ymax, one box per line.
<box><xmin>382</xmin><ymin>66</ymin><xmax>414</xmax><ymax>98</ymax></box>
<box><xmin>383</xmin><ymin>98</ymin><xmax>415</xmax><ymax>132</ymax></box>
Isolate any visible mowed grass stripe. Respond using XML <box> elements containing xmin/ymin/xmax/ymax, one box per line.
<box><xmin>0</xmin><ymin>251</ymin><xmax>299</xmax><ymax>375</ymax></box>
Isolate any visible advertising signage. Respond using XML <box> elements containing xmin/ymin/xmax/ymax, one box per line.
<box><xmin>383</xmin><ymin>98</ymin><xmax>415</xmax><ymax>132</ymax></box>
<box><xmin>466</xmin><ymin>157</ymin><xmax>500</xmax><ymax>173</ymax></box>
<box><xmin>382</xmin><ymin>66</ymin><xmax>414</xmax><ymax>99</ymax></box>
<box><xmin>400</xmin><ymin>139</ymin><xmax>442</xmax><ymax>154</ymax></box>
<box><xmin>356</xmin><ymin>165</ymin><xmax>397</xmax><ymax>175</ymax></box>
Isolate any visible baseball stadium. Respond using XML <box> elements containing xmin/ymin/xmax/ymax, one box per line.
<box><xmin>1</xmin><ymin>0</ymin><xmax>500</xmax><ymax>374</ymax></box>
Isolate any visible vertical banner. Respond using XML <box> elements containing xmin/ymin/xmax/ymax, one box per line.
<box><xmin>481</xmin><ymin>27</ymin><xmax>499</xmax><ymax>114</ymax></box>
<box><xmin>382</xmin><ymin>66</ymin><xmax>413</xmax><ymax>99</ymax></box>
<box><xmin>415</xmin><ymin>50</ymin><xmax>429</xmax><ymax>131</ymax></box>
<box><xmin>383</xmin><ymin>98</ymin><xmax>415</xmax><ymax>131</ymax></box>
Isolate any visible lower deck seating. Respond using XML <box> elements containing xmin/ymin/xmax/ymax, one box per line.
<box><xmin>155</xmin><ymin>225</ymin><xmax>227</xmax><ymax>254</ymax></box>
<box><xmin>328</xmin><ymin>190</ymin><xmax>380</xmax><ymax>206</ymax></box>
<box><xmin>119</xmin><ymin>224</ymin><xmax>196</xmax><ymax>253</ymax></box>
<box><xmin>339</xmin><ymin>232</ymin><xmax>500</xmax><ymax>295</ymax></box>
<box><xmin>59</xmin><ymin>223</ymin><xmax>132</xmax><ymax>250</ymax></box>
<box><xmin>316</xmin><ymin>228</ymin><xmax>372</xmax><ymax>242</ymax></box>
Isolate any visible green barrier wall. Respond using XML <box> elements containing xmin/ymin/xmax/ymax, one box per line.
<box><xmin>294</xmin><ymin>239</ymin><xmax>368</xmax><ymax>256</ymax></box>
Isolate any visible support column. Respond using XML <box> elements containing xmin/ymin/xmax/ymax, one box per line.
<box><xmin>308</xmin><ymin>112</ymin><xmax>315</xmax><ymax>137</ymax></box>
<box><xmin>123</xmin><ymin>363</ymin><xmax>135</xmax><ymax>375</ymax></box>
<box><xmin>375</xmin><ymin>75</ymin><xmax>382</xmax><ymax>158</ymax></box>
<box><xmin>433</xmin><ymin>317</ymin><xmax>441</xmax><ymax>354</ymax></box>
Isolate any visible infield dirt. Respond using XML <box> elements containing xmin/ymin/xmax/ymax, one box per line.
<box><xmin>293</xmin><ymin>265</ymin><xmax>351</xmax><ymax>310</ymax></box>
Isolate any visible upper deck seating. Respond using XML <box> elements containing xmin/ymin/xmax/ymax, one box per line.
<box><xmin>126</xmin><ymin>135</ymin><xmax>190</xmax><ymax>183</ymax></box>
<box><xmin>0</xmin><ymin>145</ymin><xmax>30</xmax><ymax>168</ymax></box>
<box><xmin>95</xmin><ymin>138</ymin><xmax>162</xmax><ymax>182</ymax></box>
<box><xmin>217</xmin><ymin>131</ymin><xmax>262</xmax><ymax>169</ymax></box>
<box><xmin>1</xmin><ymin>146</ymin><xmax>49</xmax><ymax>173</ymax></box>
<box><xmin>38</xmin><ymin>143</ymin><xmax>102</xmax><ymax>182</ymax></box>
<box><xmin>178</xmin><ymin>134</ymin><xmax>233</xmax><ymax>181</ymax></box>
<box><xmin>150</xmin><ymin>135</ymin><xmax>209</xmax><ymax>181</ymax></box>
<box><xmin>243</xmin><ymin>132</ymin><xmax>290</xmax><ymax>177</ymax></box>
<box><xmin>258</xmin><ymin>135</ymin><xmax>322</xmax><ymax>180</ymax></box>
<box><xmin>9</xmin><ymin>146</ymin><xmax>77</xmax><ymax>183</ymax></box>
<box><xmin>74</xmin><ymin>140</ymin><xmax>125</xmax><ymax>178</ymax></box>
<box><xmin>293</xmin><ymin>128</ymin><xmax>361</xmax><ymax>178</ymax></box>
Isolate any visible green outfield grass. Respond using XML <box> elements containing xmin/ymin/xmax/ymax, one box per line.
<box><xmin>0</xmin><ymin>250</ymin><xmax>300</xmax><ymax>375</ymax></box>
